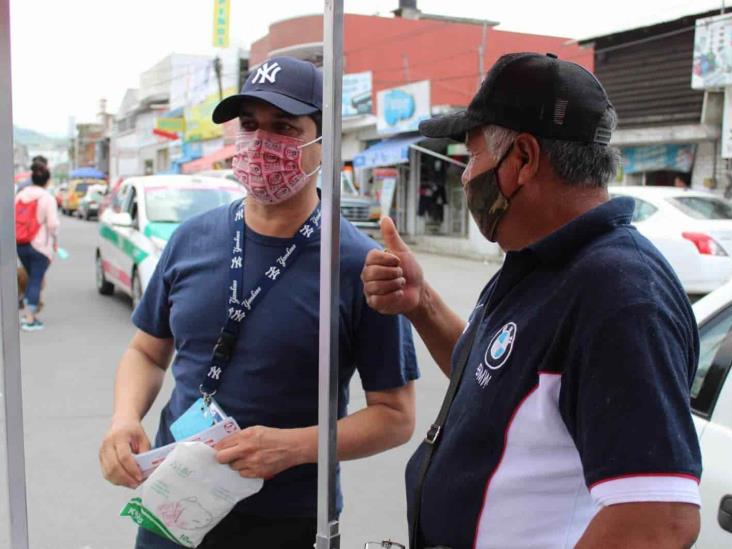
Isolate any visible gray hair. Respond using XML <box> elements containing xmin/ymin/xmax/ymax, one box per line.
<box><xmin>482</xmin><ymin>108</ymin><xmax>621</xmax><ymax>188</ymax></box>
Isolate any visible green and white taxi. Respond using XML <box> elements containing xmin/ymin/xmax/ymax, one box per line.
<box><xmin>95</xmin><ymin>175</ymin><xmax>245</xmax><ymax>308</ymax></box>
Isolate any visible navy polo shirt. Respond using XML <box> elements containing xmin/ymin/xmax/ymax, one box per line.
<box><xmin>406</xmin><ymin>197</ymin><xmax>702</xmax><ymax>549</ymax></box>
<box><xmin>132</xmin><ymin>200</ymin><xmax>419</xmax><ymax>525</ymax></box>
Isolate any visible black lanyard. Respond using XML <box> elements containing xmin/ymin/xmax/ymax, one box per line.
<box><xmin>199</xmin><ymin>199</ymin><xmax>322</xmax><ymax>403</ymax></box>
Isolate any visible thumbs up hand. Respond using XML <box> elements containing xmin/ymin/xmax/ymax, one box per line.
<box><xmin>361</xmin><ymin>217</ymin><xmax>424</xmax><ymax>315</ymax></box>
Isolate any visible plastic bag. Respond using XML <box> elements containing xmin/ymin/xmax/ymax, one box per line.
<box><xmin>121</xmin><ymin>442</ymin><xmax>263</xmax><ymax>547</ymax></box>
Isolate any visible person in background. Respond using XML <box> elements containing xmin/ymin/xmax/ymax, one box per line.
<box><xmin>16</xmin><ymin>155</ymin><xmax>49</xmax><ymax>194</ymax></box>
<box><xmin>15</xmin><ymin>162</ymin><xmax>59</xmax><ymax>331</ymax></box>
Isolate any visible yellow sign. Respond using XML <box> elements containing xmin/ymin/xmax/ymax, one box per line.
<box><xmin>156</xmin><ymin>117</ymin><xmax>185</xmax><ymax>133</ymax></box>
<box><xmin>184</xmin><ymin>86</ymin><xmax>237</xmax><ymax>142</ymax></box>
<box><xmin>212</xmin><ymin>0</ymin><xmax>230</xmax><ymax>48</ymax></box>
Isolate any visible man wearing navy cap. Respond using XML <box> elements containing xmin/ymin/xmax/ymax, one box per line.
<box><xmin>100</xmin><ymin>56</ymin><xmax>419</xmax><ymax>548</ymax></box>
<box><xmin>363</xmin><ymin>52</ymin><xmax>702</xmax><ymax>548</ymax></box>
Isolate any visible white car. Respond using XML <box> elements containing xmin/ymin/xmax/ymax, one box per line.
<box><xmin>692</xmin><ymin>281</ymin><xmax>732</xmax><ymax>546</ymax></box>
<box><xmin>610</xmin><ymin>186</ymin><xmax>732</xmax><ymax>295</ymax></box>
<box><xmin>95</xmin><ymin>175</ymin><xmax>245</xmax><ymax>308</ymax></box>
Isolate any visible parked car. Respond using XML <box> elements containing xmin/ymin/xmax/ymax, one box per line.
<box><xmin>54</xmin><ymin>183</ymin><xmax>68</xmax><ymax>208</ymax></box>
<box><xmin>610</xmin><ymin>186</ymin><xmax>732</xmax><ymax>295</ymax></box>
<box><xmin>691</xmin><ymin>280</ymin><xmax>732</xmax><ymax>546</ymax></box>
<box><xmin>62</xmin><ymin>179</ymin><xmax>104</xmax><ymax>215</ymax></box>
<box><xmin>76</xmin><ymin>184</ymin><xmax>107</xmax><ymax>220</ymax></box>
<box><xmin>194</xmin><ymin>169</ymin><xmax>239</xmax><ymax>182</ymax></box>
<box><xmin>95</xmin><ymin>175</ymin><xmax>245</xmax><ymax>308</ymax></box>
<box><xmin>317</xmin><ymin>171</ymin><xmax>380</xmax><ymax>233</ymax></box>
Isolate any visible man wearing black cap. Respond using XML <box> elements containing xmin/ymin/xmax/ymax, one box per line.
<box><xmin>100</xmin><ymin>56</ymin><xmax>419</xmax><ymax>548</ymax></box>
<box><xmin>362</xmin><ymin>53</ymin><xmax>701</xmax><ymax>548</ymax></box>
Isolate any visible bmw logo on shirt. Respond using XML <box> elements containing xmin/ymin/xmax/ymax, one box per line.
<box><xmin>485</xmin><ymin>322</ymin><xmax>517</xmax><ymax>370</ymax></box>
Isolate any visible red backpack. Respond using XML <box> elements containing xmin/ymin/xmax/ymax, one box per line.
<box><xmin>15</xmin><ymin>198</ymin><xmax>42</xmax><ymax>245</ymax></box>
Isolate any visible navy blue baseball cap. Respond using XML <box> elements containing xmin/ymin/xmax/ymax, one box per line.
<box><xmin>419</xmin><ymin>52</ymin><xmax>614</xmax><ymax>145</ymax></box>
<box><xmin>212</xmin><ymin>56</ymin><xmax>323</xmax><ymax>123</ymax></box>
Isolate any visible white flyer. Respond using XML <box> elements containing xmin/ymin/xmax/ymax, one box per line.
<box><xmin>134</xmin><ymin>417</ymin><xmax>240</xmax><ymax>479</ymax></box>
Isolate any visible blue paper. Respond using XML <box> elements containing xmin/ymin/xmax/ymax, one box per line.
<box><xmin>170</xmin><ymin>398</ymin><xmax>216</xmax><ymax>441</ymax></box>
<box><xmin>56</xmin><ymin>247</ymin><xmax>69</xmax><ymax>260</ymax></box>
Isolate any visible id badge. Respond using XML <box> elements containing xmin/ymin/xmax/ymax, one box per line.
<box><xmin>170</xmin><ymin>397</ymin><xmax>227</xmax><ymax>441</ymax></box>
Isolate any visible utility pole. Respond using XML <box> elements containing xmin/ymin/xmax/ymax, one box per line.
<box><xmin>214</xmin><ymin>56</ymin><xmax>223</xmax><ymax>101</ymax></box>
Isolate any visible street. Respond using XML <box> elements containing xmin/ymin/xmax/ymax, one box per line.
<box><xmin>16</xmin><ymin>214</ymin><xmax>498</xmax><ymax>549</ymax></box>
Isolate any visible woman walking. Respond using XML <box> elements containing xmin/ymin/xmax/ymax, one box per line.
<box><xmin>15</xmin><ymin>162</ymin><xmax>59</xmax><ymax>331</ymax></box>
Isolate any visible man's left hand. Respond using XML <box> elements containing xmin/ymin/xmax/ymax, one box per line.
<box><xmin>214</xmin><ymin>426</ymin><xmax>305</xmax><ymax>480</ymax></box>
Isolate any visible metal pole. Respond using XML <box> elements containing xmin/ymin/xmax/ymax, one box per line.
<box><xmin>0</xmin><ymin>1</ymin><xmax>31</xmax><ymax>548</ymax></box>
<box><xmin>317</xmin><ymin>1</ymin><xmax>343</xmax><ymax>548</ymax></box>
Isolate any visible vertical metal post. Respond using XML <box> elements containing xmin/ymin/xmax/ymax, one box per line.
<box><xmin>0</xmin><ymin>1</ymin><xmax>31</xmax><ymax>548</ymax></box>
<box><xmin>317</xmin><ymin>1</ymin><xmax>343</xmax><ymax>548</ymax></box>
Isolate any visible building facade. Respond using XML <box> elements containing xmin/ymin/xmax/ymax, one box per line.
<box><xmin>245</xmin><ymin>6</ymin><xmax>592</xmax><ymax>257</ymax></box>
<box><xmin>581</xmin><ymin>8</ymin><xmax>724</xmax><ymax>193</ymax></box>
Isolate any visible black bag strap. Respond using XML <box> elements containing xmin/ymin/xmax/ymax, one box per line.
<box><xmin>409</xmin><ymin>306</ymin><xmax>486</xmax><ymax>549</ymax></box>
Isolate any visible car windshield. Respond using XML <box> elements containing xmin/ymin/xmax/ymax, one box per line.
<box><xmin>144</xmin><ymin>185</ymin><xmax>243</xmax><ymax>222</ymax></box>
<box><xmin>669</xmin><ymin>196</ymin><xmax>732</xmax><ymax>220</ymax></box>
<box><xmin>75</xmin><ymin>182</ymin><xmax>91</xmax><ymax>193</ymax></box>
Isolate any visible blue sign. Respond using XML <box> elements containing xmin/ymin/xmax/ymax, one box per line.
<box><xmin>383</xmin><ymin>89</ymin><xmax>415</xmax><ymax>126</ymax></box>
<box><xmin>622</xmin><ymin>144</ymin><xmax>696</xmax><ymax>174</ymax></box>
<box><xmin>377</xmin><ymin>80</ymin><xmax>430</xmax><ymax>135</ymax></box>
<box><xmin>342</xmin><ymin>71</ymin><xmax>373</xmax><ymax>117</ymax></box>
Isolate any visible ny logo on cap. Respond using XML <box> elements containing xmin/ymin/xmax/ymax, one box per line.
<box><xmin>252</xmin><ymin>62</ymin><xmax>282</xmax><ymax>85</ymax></box>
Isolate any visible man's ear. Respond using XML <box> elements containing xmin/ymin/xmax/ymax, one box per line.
<box><xmin>513</xmin><ymin>133</ymin><xmax>541</xmax><ymax>185</ymax></box>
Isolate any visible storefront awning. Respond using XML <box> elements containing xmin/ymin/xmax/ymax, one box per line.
<box><xmin>353</xmin><ymin>134</ymin><xmax>423</xmax><ymax>169</ymax></box>
<box><xmin>181</xmin><ymin>144</ymin><xmax>236</xmax><ymax>174</ymax></box>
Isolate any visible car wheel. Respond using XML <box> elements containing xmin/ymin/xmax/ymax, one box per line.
<box><xmin>131</xmin><ymin>269</ymin><xmax>142</xmax><ymax>310</ymax></box>
<box><xmin>95</xmin><ymin>253</ymin><xmax>114</xmax><ymax>295</ymax></box>
<box><xmin>84</xmin><ymin>210</ymin><xmax>91</xmax><ymax>221</ymax></box>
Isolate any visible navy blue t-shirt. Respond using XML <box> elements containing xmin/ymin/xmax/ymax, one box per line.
<box><xmin>133</xmin><ymin>200</ymin><xmax>418</xmax><ymax>520</ymax></box>
<box><xmin>406</xmin><ymin>197</ymin><xmax>702</xmax><ymax>549</ymax></box>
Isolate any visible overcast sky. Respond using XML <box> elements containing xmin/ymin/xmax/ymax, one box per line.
<box><xmin>8</xmin><ymin>0</ymin><xmax>718</xmax><ymax>135</ymax></box>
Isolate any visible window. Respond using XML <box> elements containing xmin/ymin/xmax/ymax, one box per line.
<box><xmin>630</xmin><ymin>198</ymin><xmax>658</xmax><ymax>223</ymax></box>
<box><xmin>670</xmin><ymin>196</ymin><xmax>732</xmax><ymax>220</ymax></box>
<box><xmin>692</xmin><ymin>304</ymin><xmax>732</xmax><ymax>417</ymax></box>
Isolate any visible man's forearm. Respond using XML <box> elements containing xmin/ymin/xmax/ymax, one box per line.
<box><xmin>291</xmin><ymin>397</ymin><xmax>415</xmax><ymax>464</ymax></box>
<box><xmin>407</xmin><ymin>282</ymin><xmax>466</xmax><ymax>377</ymax></box>
<box><xmin>576</xmin><ymin>503</ymin><xmax>700</xmax><ymax>549</ymax></box>
<box><xmin>112</xmin><ymin>347</ymin><xmax>166</xmax><ymax>422</ymax></box>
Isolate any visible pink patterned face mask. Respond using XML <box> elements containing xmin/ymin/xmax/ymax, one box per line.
<box><xmin>232</xmin><ymin>129</ymin><xmax>322</xmax><ymax>204</ymax></box>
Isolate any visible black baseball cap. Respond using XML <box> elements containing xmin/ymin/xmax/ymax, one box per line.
<box><xmin>419</xmin><ymin>52</ymin><xmax>614</xmax><ymax>145</ymax></box>
<box><xmin>213</xmin><ymin>56</ymin><xmax>322</xmax><ymax>124</ymax></box>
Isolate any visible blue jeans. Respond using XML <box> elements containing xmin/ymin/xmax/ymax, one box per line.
<box><xmin>17</xmin><ymin>244</ymin><xmax>49</xmax><ymax>313</ymax></box>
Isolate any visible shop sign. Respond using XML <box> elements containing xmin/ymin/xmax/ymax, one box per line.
<box><xmin>184</xmin><ymin>86</ymin><xmax>237</xmax><ymax>142</ymax></box>
<box><xmin>155</xmin><ymin>117</ymin><xmax>185</xmax><ymax>133</ymax></box>
<box><xmin>343</xmin><ymin>71</ymin><xmax>373</xmax><ymax>117</ymax></box>
<box><xmin>212</xmin><ymin>0</ymin><xmax>230</xmax><ymax>48</ymax></box>
<box><xmin>622</xmin><ymin>144</ymin><xmax>696</xmax><ymax>174</ymax></box>
<box><xmin>692</xmin><ymin>13</ymin><xmax>732</xmax><ymax>90</ymax></box>
<box><xmin>377</xmin><ymin>80</ymin><xmax>430</xmax><ymax>135</ymax></box>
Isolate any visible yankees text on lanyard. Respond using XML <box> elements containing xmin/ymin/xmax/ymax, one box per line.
<box><xmin>200</xmin><ymin>199</ymin><xmax>322</xmax><ymax>403</ymax></box>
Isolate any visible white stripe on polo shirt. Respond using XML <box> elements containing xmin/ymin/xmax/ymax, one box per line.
<box><xmin>473</xmin><ymin>373</ymin><xmax>700</xmax><ymax>549</ymax></box>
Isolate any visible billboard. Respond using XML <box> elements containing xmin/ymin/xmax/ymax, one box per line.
<box><xmin>692</xmin><ymin>13</ymin><xmax>732</xmax><ymax>89</ymax></box>
<box><xmin>184</xmin><ymin>86</ymin><xmax>237</xmax><ymax>142</ymax></box>
<box><xmin>377</xmin><ymin>80</ymin><xmax>431</xmax><ymax>135</ymax></box>
<box><xmin>342</xmin><ymin>71</ymin><xmax>373</xmax><ymax>117</ymax></box>
<box><xmin>723</xmin><ymin>86</ymin><xmax>732</xmax><ymax>158</ymax></box>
